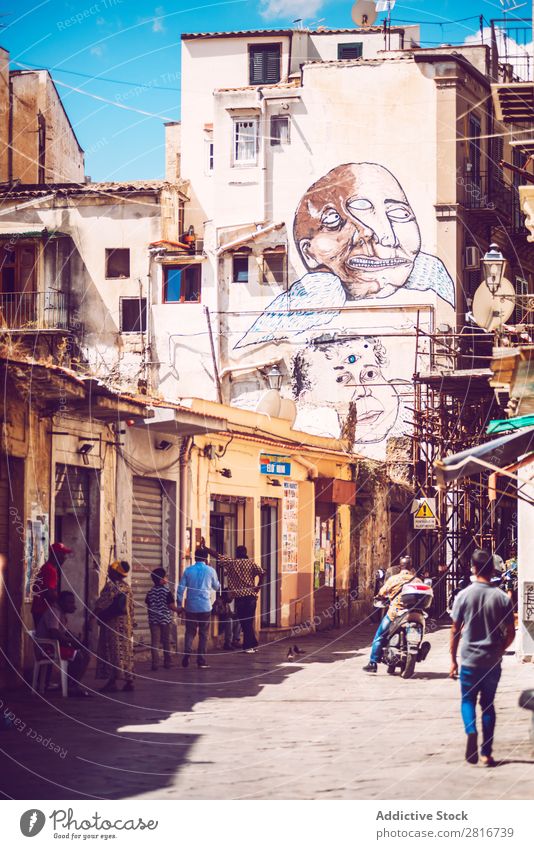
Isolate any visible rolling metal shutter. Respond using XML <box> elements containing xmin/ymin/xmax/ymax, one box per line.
<box><xmin>132</xmin><ymin>477</ymin><xmax>164</xmax><ymax>644</ymax></box>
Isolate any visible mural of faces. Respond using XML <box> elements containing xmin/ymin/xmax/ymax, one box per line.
<box><xmin>320</xmin><ymin>338</ymin><xmax>401</xmax><ymax>444</ymax></box>
<box><xmin>293</xmin><ymin>163</ymin><xmax>421</xmax><ymax>300</ymax></box>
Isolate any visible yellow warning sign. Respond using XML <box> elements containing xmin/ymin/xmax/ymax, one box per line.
<box><xmin>415</xmin><ymin>501</ymin><xmax>435</xmax><ymax>520</ymax></box>
<box><xmin>414</xmin><ymin>498</ymin><xmax>437</xmax><ymax>529</ymax></box>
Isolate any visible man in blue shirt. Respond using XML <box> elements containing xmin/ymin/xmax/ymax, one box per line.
<box><xmin>177</xmin><ymin>546</ymin><xmax>220</xmax><ymax>668</ymax></box>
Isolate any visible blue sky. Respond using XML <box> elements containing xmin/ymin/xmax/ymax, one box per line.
<box><xmin>0</xmin><ymin>0</ymin><xmax>529</xmax><ymax>180</ymax></box>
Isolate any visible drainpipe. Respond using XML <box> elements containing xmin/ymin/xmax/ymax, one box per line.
<box><xmin>178</xmin><ymin>436</ymin><xmax>193</xmax><ymax>577</ymax></box>
<box><xmin>291</xmin><ymin>453</ymin><xmax>319</xmax><ymax>480</ymax></box>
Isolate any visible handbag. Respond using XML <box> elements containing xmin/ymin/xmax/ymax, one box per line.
<box><xmin>98</xmin><ymin>590</ymin><xmax>127</xmax><ymax>622</ymax></box>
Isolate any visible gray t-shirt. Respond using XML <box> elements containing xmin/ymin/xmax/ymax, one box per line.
<box><xmin>452</xmin><ymin>581</ymin><xmax>514</xmax><ymax>668</ymax></box>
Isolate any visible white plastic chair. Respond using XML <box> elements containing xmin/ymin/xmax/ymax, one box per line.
<box><xmin>28</xmin><ymin>630</ymin><xmax>75</xmax><ymax>698</ymax></box>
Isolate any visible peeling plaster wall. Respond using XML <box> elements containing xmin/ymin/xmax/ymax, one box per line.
<box><xmin>10</xmin><ymin>70</ymin><xmax>83</xmax><ymax>183</ymax></box>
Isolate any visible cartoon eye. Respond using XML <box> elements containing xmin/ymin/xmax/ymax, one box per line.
<box><xmin>321</xmin><ymin>209</ymin><xmax>343</xmax><ymax>229</ymax></box>
<box><xmin>347</xmin><ymin>198</ymin><xmax>373</xmax><ymax>213</ymax></box>
<box><xmin>387</xmin><ymin>205</ymin><xmax>415</xmax><ymax>222</ymax></box>
<box><xmin>346</xmin><ymin>354</ymin><xmax>358</xmax><ymax>364</ymax></box>
<box><xmin>361</xmin><ymin>366</ymin><xmax>380</xmax><ymax>383</ymax></box>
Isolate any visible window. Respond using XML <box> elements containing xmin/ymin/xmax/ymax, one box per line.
<box><xmin>262</xmin><ymin>250</ymin><xmax>286</xmax><ymax>286</ymax></box>
<box><xmin>106</xmin><ymin>248</ymin><xmax>130</xmax><ymax>279</ymax></box>
<box><xmin>178</xmin><ymin>200</ymin><xmax>185</xmax><ymax>239</ymax></box>
<box><xmin>233</xmin><ymin>253</ymin><xmax>249</xmax><ymax>283</ymax></box>
<box><xmin>163</xmin><ymin>265</ymin><xmax>201</xmax><ymax>303</ymax></box>
<box><xmin>233</xmin><ymin>119</ymin><xmax>258</xmax><ymax>165</ymax></box>
<box><xmin>337</xmin><ymin>42</ymin><xmax>363</xmax><ymax>60</ymax></box>
<box><xmin>0</xmin><ymin>243</ymin><xmax>37</xmax><ymax>294</ymax></box>
<box><xmin>249</xmin><ymin>44</ymin><xmax>281</xmax><ymax>85</ymax></box>
<box><xmin>121</xmin><ymin>297</ymin><xmax>146</xmax><ymax>332</ymax></box>
<box><xmin>206</xmin><ymin>139</ymin><xmax>214</xmax><ymax>172</ymax></box>
<box><xmin>38</xmin><ymin>112</ymin><xmax>46</xmax><ymax>183</ymax></box>
<box><xmin>270</xmin><ymin>115</ymin><xmax>290</xmax><ymax>146</ymax></box>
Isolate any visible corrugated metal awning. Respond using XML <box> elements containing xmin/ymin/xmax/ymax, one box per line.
<box><xmin>435</xmin><ymin>427</ymin><xmax>534</xmax><ymax>486</ymax></box>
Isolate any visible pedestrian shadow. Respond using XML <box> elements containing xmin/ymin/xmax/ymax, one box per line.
<box><xmin>0</xmin><ymin>624</ymin><xmax>374</xmax><ymax>800</ymax></box>
<box><xmin>414</xmin><ymin>672</ymin><xmax>451</xmax><ymax>680</ymax></box>
<box><xmin>493</xmin><ymin>758</ymin><xmax>534</xmax><ymax>767</ymax></box>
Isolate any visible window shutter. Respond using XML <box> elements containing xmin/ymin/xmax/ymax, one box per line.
<box><xmin>338</xmin><ymin>42</ymin><xmax>363</xmax><ymax>60</ymax></box>
<box><xmin>250</xmin><ymin>45</ymin><xmax>281</xmax><ymax>85</ymax></box>
<box><xmin>265</xmin><ymin>48</ymin><xmax>280</xmax><ymax>83</ymax></box>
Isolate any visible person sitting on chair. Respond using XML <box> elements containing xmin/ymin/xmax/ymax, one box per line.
<box><xmin>36</xmin><ymin>591</ymin><xmax>90</xmax><ymax>696</ymax></box>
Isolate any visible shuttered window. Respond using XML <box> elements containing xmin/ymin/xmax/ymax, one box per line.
<box><xmin>337</xmin><ymin>42</ymin><xmax>363</xmax><ymax>60</ymax></box>
<box><xmin>249</xmin><ymin>44</ymin><xmax>282</xmax><ymax>85</ymax></box>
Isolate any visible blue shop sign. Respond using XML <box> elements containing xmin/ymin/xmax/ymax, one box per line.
<box><xmin>260</xmin><ymin>453</ymin><xmax>291</xmax><ymax>476</ymax></box>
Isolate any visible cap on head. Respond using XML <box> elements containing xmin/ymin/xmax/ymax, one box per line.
<box><xmin>50</xmin><ymin>542</ymin><xmax>73</xmax><ymax>556</ymax></box>
<box><xmin>110</xmin><ymin>560</ymin><xmax>130</xmax><ymax>577</ymax></box>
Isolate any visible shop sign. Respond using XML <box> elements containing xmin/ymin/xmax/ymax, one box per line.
<box><xmin>260</xmin><ymin>453</ymin><xmax>291</xmax><ymax>476</ymax></box>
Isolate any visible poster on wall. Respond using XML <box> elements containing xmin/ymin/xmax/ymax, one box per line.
<box><xmin>282</xmin><ymin>481</ymin><xmax>298</xmax><ymax>573</ymax></box>
<box><xmin>523</xmin><ymin>582</ymin><xmax>534</xmax><ymax>622</ymax></box>
<box><xmin>24</xmin><ymin>510</ymin><xmax>49</xmax><ymax>600</ymax></box>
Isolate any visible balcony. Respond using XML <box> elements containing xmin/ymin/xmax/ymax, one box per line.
<box><xmin>0</xmin><ymin>290</ymin><xmax>72</xmax><ymax>332</ymax></box>
<box><xmin>459</xmin><ymin>170</ymin><xmax>512</xmax><ymax>217</ymax></box>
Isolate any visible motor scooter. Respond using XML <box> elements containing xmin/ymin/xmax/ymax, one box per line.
<box><xmin>372</xmin><ymin>581</ymin><xmax>433</xmax><ymax>679</ymax></box>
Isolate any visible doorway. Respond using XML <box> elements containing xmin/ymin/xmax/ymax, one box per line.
<box><xmin>260</xmin><ymin>501</ymin><xmax>279</xmax><ymax>627</ymax></box>
<box><xmin>313</xmin><ymin>511</ymin><xmax>337</xmax><ymax>631</ymax></box>
<box><xmin>54</xmin><ymin>464</ymin><xmax>99</xmax><ymax>645</ymax></box>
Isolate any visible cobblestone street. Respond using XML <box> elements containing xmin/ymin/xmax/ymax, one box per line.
<box><xmin>1</xmin><ymin>625</ymin><xmax>533</xmax><ymax>800</ymax></box>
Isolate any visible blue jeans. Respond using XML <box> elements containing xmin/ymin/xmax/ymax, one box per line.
<box><xmin>460</xmin><ymin>665</ymin><xmax>502</xmax><ymax>756</ymax></box>
<box><xmin>370</xmin><ymin>614</ymin><xmax>391</xmax><ymax>663</ymax></box>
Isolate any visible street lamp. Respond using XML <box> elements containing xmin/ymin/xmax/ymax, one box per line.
<box><xmin>482</xmin><ymin>244</ymin><xmax>506</xmax><ymax>296</ymax></box>
<box><xmin>265</xmin><ymin>363</ymin><xmax>283</xmax><ymax>390</ymax></box>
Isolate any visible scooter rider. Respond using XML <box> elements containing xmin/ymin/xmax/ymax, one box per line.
<box><xmin>363</xmin><ymin>555</ymin><xmax>417</xmax><ymax>673</ymax></box>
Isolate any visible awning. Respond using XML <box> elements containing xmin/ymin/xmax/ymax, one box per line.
<box><xmin>487</xmin><ymin>414</ymin><xmax>534</xmax><ymax>435</ymax></box>
<box><xmin>434</xmin><ymin>427</ymin><xmax>534</xmax><ymax>486</ymax></box>
<box><xmin>134</xmin><ymin>406</ymin><xmax>229</xmax><ymax>436</ymax></box>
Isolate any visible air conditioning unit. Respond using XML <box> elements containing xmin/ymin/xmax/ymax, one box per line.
<box><xmin>464</xmin><ymin>246</ymin><xmax>480</xmax><ymax>269</ymax></box>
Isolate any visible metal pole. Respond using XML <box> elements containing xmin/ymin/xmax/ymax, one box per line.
<box><xmin>204</xmin><ymin>305</ymin><xmax>223</xmax><ymax>403</ymax></box>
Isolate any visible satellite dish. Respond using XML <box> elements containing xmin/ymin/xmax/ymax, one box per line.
<box><xmin>351</xmin><ymin>0</ymin><xmax>378</xmax><ymax>28</ymax></box>
<box><xmin>472</xmin><ymin>277</ymin><xmax>515</xmax><ymax>331</ymax></box>
<box><xmin>255</xmin><ymin>389</ymin><xmax>282</xmax><ymax>417</ymax></box>
<box><xmin>278</xmin><ymin>398</ymin><xmax>297</xmax><ymax>425</ymax></box>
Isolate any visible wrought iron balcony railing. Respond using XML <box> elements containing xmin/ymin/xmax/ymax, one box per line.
<box><xmin>0</xmin><ymin>290</ymin><xmax>71</xmax><ymax>331</ymax></box>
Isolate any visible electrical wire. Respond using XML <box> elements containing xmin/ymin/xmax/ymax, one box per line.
<box><xmin>11</xmin><ymin>60</ymin><xmax>180</xmax><ymax>90</ymax></box>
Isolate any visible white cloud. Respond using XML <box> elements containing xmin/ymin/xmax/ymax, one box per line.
<box><xmin>259</xmin><ymin>0</ymin><xmax>324</xmax><ymax>21</ymax></box>
<box><xmin>152</xmin><ymin>6</ymin><xmax>166</xmax><ymax>33</ymax></box>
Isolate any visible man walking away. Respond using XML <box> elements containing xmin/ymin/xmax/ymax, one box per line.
<box><xmin>216</xmin><ymin>546</ymin><xmax>265</xmax><ymax>653</ymax></box>
<box><xmin>145</xmin><ymin>568</ymin><xmax>178</xmax><ymax>670</ymax></box>
<box><xmin>450</xmin><ymin>549</ymin><xmax>515</xmax><ymax>767</ymax></box>
<box><xmin>31</xmin><ymin>542</ymin><xmax>73</xmax><ymax>627</ymax></box>
<box><xmin>177</xmin><ymin>546</ymin><xmax>220</xmax><ymax>669</ymax></box>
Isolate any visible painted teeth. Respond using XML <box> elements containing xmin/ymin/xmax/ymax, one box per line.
<box><xmin>347</xmin><ymin>257</ymin><xmax>404</xmax><ymax>268</ymax></box>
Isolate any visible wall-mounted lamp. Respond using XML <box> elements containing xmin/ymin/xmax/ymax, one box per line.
<box><xmin>219</xmin><ymin>468</ymin><xmax>232</xmax><ymax>478</ymax></box>
<box><xmin>265</xmin><ymin>363</ymin><xmax>283</xmax><ymax>390</ymax></box>
<box><xmin>156</xmin><ymin>439</ymin><xmax>173</xmax><ymax>451</ymax></box>
<box><xmin>482</xmin><ymin>243</ymin><xmax>506</xmax><ymax>296</ymax></box>
<box><xmin>267</xmin><ymin>477</ymin><xmax>282</xmax><ymax>487</ymax></box>
<box><xmin>78</xmin><ymin>443</ymin><xmax>94</xmax><ymax>466</ymax></box>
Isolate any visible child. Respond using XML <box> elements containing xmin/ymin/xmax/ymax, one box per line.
<box><xmin>145</xmin><ymin>568</ymin><xmax>177</xmax><ymax>670</ymax></box>
<box><xmin>219</xmin><ymin>589</ymin><xmax>242</xmax><ymax>650</ymax></box>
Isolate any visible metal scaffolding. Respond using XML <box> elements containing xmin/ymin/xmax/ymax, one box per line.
<box><xmin>411</xmin><ymin>329</ymin><xmax>504</xmax><ymax>613</ymax></box>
